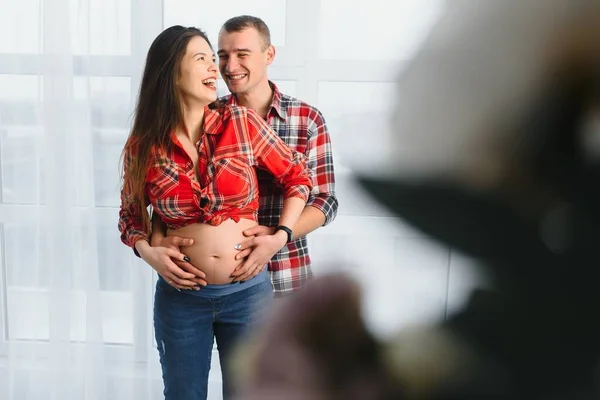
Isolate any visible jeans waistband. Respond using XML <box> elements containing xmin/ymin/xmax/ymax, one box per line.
<box><xmin>158</xmin><ymin>268</ymin><xmax>269</xmax><ymax>298</ymax></box>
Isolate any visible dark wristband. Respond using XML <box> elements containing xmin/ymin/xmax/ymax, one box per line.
<box><xmin>275</xmin><ymin>225</ymin><xmax>293</xmax><ymax>243</ymax></box>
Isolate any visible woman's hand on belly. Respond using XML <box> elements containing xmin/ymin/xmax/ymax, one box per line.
<box><xmin>136</xmin><ymin>242</ymin><xmax>204</xmax><ymax>290</ymax></box>
<box><xmin>157</xmin><ymin>235</ymin><xmax>208</xmax><ymax>287</ymax></box>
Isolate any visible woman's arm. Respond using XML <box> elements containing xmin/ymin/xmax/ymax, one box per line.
<box><xmin>119</xmin><ymin>148</ymin><xmax>202</xmax><ymax>290</ymax></box>
<box><xmin>118</xmin><ymin>148</ymin><xmax>151</xmax><ymax>250</ymax></box>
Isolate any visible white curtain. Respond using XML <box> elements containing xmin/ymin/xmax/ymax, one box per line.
<box><xmin>0</xmin><ymin>0</ymin><xmax>465</xmax><ymax>399</ymax></box>
<box><xmin>0</xmin><ymin>0</ymin><xmax>163</xmax><ymax>398</ymax></box>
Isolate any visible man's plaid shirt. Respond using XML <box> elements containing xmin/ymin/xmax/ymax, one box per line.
<box><xmin>221</xmin><ymin>82</ymin><xmax>338</xmax><ymax>296</ymax></box>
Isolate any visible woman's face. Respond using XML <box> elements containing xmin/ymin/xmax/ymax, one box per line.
<box><xmin>177</xmin><ymin>36</ymin><xmax>218</xmax><ymax>106</ymax></box>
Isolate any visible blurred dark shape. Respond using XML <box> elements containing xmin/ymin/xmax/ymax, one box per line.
<box><xmin>234</xmin><ymin>1</ymin><xmax>600</xmax><ymax>399</ymax></box>
<box><xmin>232</xmin><ymin>275</ymin><xmax>405</xmax><ymax>399</ymax></box>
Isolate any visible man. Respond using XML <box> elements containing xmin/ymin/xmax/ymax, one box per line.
<box><xmin>153</xmin><ymin>15</ymin><xmax>338</xmax><ymax>297</ymax></box>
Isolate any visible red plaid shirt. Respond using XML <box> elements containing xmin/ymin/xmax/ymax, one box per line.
<box><xmin>119</xmin><ymin>104</ymin><xmax>313</xmax><ymax>248</ymax></box>
<box><xmin>222</xmin><ymin>82</ymin><xmax>338</xmax><ymax>296</ymax></box>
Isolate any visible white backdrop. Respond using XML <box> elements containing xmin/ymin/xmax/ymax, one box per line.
<box><xmin>0</xmin><ymin>0</ymin><xmax>488</xmax><ymax>398</ymax></box>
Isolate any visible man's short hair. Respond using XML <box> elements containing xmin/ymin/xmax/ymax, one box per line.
<box><xmin>221</xmin><ymin>15</ymin><xmax>271</xmax><ymax>50</ymax></box>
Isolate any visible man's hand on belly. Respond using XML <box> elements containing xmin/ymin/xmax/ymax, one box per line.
<box><xmin>230</xmin><ymin>226</ymin><xmax>286</xmax><ymax>282</ymax></box>
<box><xmin>159</xmin><ymin>236</ymin><xmax>207</xmax><ymax>287</ymax></box>
<box><xmin>233</xmin><ymin>225</ymin><xmax>275</xmax><ymax>261</ymax></box>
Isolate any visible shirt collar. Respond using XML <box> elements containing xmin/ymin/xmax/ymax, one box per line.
<box><xmin>168</xmin><ymin>105</ymin><xmax>225</xmax><ymax>150</ymax></box>
<box><xmin>226</xmin><ymin>80</ymin><xmax>286</xmax><ymax>120</ymax></box>
<box><xmin>203</xmin><ymin>105</ymin><xmax>225</xmax><ymax>135</ymax></box>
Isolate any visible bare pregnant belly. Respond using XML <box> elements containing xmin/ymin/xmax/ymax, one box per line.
<box><xmin>167</xmin><ymin>218</ymin><xmax>258</xmax><ymax>284</ymax></box>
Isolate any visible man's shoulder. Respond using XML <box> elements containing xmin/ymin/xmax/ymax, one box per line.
<box><xmin>279</xmin><ymin>92</ymin><xmax>322</xmax><ymax>114</ymax></box>
<box><xmin>278</xmin><ymin>92</ymin><xmax>326</xmax><ymax>127</ymax></box>
<box><xmin>218</xmin><ymin>91</ymin><xmax>324</xmax><ymax>117</ymax></box>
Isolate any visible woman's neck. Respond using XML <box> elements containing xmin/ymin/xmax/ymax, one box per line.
<box><xmin>180</xmin><ymin>103</ymin><xmax>206</xmax><ymax>144</ymax></box>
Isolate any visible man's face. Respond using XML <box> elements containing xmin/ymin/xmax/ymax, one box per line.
<box><xmin>217</xmin><ymin>27</ymin><xmax>274</xmax><ymax>95</ymax></box>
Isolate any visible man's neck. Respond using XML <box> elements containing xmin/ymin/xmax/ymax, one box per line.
<box><xmin>235</xmin><ymin>80</ymin><xmax>273</xmax><ymax>119</ymax></box>
<box><xmin>181</xmin><ymin>103</ymin><xmax>205</xmax><ymax>144</ymax></box>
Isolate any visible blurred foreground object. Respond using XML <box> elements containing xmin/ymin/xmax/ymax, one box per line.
<box><xmin>235</xmin><ymin>1</ymin><xmax>600</xmax><ymax>399</ymax></box>
<box><xmin>232</xmin><ymin>275</ymin><xmax>404</xmax><ymax>400</ymax></box>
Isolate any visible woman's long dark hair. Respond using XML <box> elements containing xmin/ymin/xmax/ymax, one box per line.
<box><xmin>120</xmin><ymin>26</ymin><xmax>212</xmax><ymax>234</ymax></box>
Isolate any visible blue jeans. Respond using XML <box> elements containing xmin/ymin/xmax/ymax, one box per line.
<box><xmin>153</xmin><ymin>270</ymin><xmax>272</xmax><ymax>400</ymax></box>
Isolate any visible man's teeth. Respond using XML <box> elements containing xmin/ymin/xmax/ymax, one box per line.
<box><xmin>229</xmin><ymin>74</ymin><xmax>246</xmax><ymax>80</ymax></box>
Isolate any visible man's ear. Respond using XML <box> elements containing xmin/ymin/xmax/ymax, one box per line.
<box><xmin>265</xmin><ymin>44</ymin><xmax>276</xmax><ymax>65</ymax></box>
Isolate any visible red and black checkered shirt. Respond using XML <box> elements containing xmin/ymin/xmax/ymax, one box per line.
<box><xmin>119</xmin><ymin>104</ymin><xmax>313</xmax><ymax>248</ymax></box>
<box><xmin>222</xmin><ymin>82</ymin><xmax>338</xmax><ymax>296</ymax></box>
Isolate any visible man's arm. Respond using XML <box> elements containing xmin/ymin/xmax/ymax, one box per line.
<box><xmin>249</xmin><ymin>107</ymin><xmax>338</xmax><ymax>238</ymax></box>
<box><xmin>294</xmin><ymin>107</ymin><xmax>338</xmax><ymax>237</ymax></box>
<box><xmin>233</xmin><ymin>107</ymin><xmax>338</xmax><ymax>265</ymax></box>
<box><xmin>234</xmin><ymin>206</ymin><xmax>324</xmax><ymax>255</ymax></box>
<box><xmin>291</xmin><ymin>205</ymin><xmax>326</xmax><ymax>238</ymax></box>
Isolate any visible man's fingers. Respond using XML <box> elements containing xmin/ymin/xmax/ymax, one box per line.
<box><xmin>234</xmin><ymin>238</ymin><xmax>255</xmax><ymax>251</ymax></box>
<box><xmin>234</xmin><ymin>248</ymin><xmax>252</xmax><ymax>261</ymax></box>
<box><xmin>171</xmin><ymin>236</ymin><xmax>194</xmax><ymax>247</ymax></box>
<box><xmin>160</xmin><ymin>236</ymin><xmax>194</xmax><ymax>248</ymax></box>
<box><xmin>243</xmin><ymin>225</ymin><xmax>273</xmax><ymax>237</ymax></box>
<box><xmin>242</xmin><ymin>226</ymin><xmax>261</xmax><ymax>237</ymax></box>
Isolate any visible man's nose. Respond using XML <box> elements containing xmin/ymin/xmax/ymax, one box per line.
<box><xmin>226</xmin><ymin>57</ymin><xmax>240</xmax><ymax>72</ymax></box>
